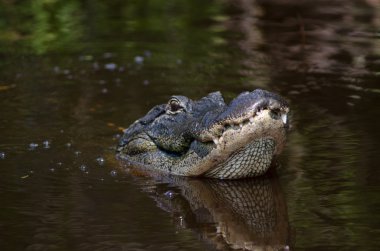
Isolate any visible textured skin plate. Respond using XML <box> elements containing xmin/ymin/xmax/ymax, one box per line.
<box><xmin>204</xmin><ymin>138</ymin><xmax>275</xmax><ymax>179</ymax></box>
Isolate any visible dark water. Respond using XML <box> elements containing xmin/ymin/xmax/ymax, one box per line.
<box><xmin>1</xmin><ymin>0</ymin><xmax>380</xmax><ymax>250</ymax></box>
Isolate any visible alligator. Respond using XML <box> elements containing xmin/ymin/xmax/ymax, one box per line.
<box><xmin>117</xmin><ymin>89</ymin><xmax>289</xmax><ymax>179</ymax></box>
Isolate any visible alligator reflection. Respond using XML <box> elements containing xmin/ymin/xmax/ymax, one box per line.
<box><xmin>135</xmin><ymin>170</ymin><xmax>292</xmax><ymax>251</ymax></box>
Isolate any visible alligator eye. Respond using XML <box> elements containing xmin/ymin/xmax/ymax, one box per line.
<box><xmin>167</xmin><ymin>98</ymin><xmax>184</xmax><ymax>114</ymax></box>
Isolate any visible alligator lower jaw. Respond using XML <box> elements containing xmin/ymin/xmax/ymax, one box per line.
<box><xmin>181</xmin><ymin>109</ymin><xmax>287</xmax><ymax>177</ymax></box>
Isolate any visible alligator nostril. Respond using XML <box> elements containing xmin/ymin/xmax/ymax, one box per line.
<box><xmin>271</xmin><ymin>108</ymin><xmax>281</xmax><ymax>117</ymax></box>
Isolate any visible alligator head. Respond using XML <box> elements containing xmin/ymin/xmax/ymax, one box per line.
<box><xmin>117</xmin><ymin>89</ymin><xmax>289</xmax><ymax>179</ymax></box>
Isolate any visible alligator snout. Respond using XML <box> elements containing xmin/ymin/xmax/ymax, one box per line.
<box><xmin>215</xmin><ymin>89</ymin><xmax>289</xmax><ymax>125</ymax></box>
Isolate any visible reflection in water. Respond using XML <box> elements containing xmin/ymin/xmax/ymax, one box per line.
<box><xmin>136</xmin><ymin>171</ymin><xmax>292</xmax><ymax>251</ymax></box>
<box><xmin>31</xmin><ymin>1</ymin><xmax>84</xmax><ymax>54</ymax></box>
<box><xmin>229</xmin><ymin>0</ymin><xmax>380</xmax><ymax>76</ymax></box>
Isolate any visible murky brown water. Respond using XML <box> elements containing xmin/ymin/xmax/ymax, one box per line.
<box><xmin>1</xmin><ymin>1</ymin><xmax>380</xmax><ymax>250</ymax></box>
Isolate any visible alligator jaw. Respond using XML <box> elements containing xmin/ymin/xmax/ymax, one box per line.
<box><xmin>200</xmin><ymin>107</ymin><xmax>289</xmax><ymax>147</ymax></box>
<box><xmin>181</xmin><ymin>109</ymin><xmax>288</xmax><ymax>178</ymax></box>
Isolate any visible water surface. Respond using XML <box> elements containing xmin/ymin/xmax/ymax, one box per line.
<box><xmin>1</xmin><ymin>0</ymin><xmax>380</xmax><ymax>250</ymax></box>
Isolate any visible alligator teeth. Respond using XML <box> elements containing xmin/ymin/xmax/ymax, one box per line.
<box><xmin>213</xmin><ymin>138</ymin><xmax>219</xmax><ymax>145</ymax></box>
<box><xmin>249</xmin><ymin>117</ymin><xmax>254</xmax><ymax>123</ymax></box>
<box><xmin>281</xmin><ymin>114</ymin><xmax>288</xmax><ymax>124</ymax></box>
<box><xmin>239</xmin><ymin>123</ymin><xmax>243</xmax><ymax>128</ymax></box>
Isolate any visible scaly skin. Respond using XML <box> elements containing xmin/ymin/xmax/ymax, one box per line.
<box><xmin>117</xmin><ymin>89</ymin><xmax>289</xmax><ymax>179</ymax></box>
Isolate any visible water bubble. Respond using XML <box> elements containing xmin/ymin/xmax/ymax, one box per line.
<box><xmin>53</xmin><ymin>66</ymin><xmax>60</xmax><ymax>73</ymax></box>
<box><xmin>79</xmin><ymin>55</ymin><xmax>93</xmax><ymax>61</ymax></box>
<box><xmin>105</xmin><ymin>63</ymin><xmax>117</xmax><ymax>71</ymax></box>
<box><xmin>96</xmin><ymin>157</ymin><xmax>105</xmax><ymax>165</ymax></box>
<box><xmin>93</xmin><ymin>62</ymin><xmax>100</xmax><ymax>70</ymax></box>
<box><xmin>101</xmin><ymin>88</ymin><xmax>108</xmax><ymax>94</ymax></box>
<box><xmin>29</xmin><ymin>143</ymin><xmax>39</xmax><ymax>150</ymax></box>
<box><xmin>29</xmin><ymin>170</ymin><xmax>34</xmax><ymax>174</ymax></box>
<box><xmin>74</xmin><ymin>151</ymin><xmax>81</xmax><ymax>156</ymax></box>
<box><xmin>66</xmin><ymin>142</ymin><xmax>72</xmax><ymax>148</ymax></box>
<box><xmin>164</xmin><ymin>190</ymin><xmax>176</xmax><ymax>199</ymax></box>
<box><xmin>103</xmin><ymin>52</ymin><xmax>113</xmax><ymax>59</ymax></box>
<box><xmin>110</xmin><ymin>170</ymin><xmax>117</xmax><ymax>177</ymax></box>
<box><xmin>79</xmin><ymin>164</ymin><xmax>87</xmax><ymax>172</ymax></box>
<box><xmin>42</xmin><ymin>140</ymin><xmax>50</xmax><ymax>149</ymax></box>
<box><xmin>143</xmin><ymin>80</ymin><xmax>149</xmax><ymax>86</ymax></box>
<box><xmin>113</xmin><ymin>134</ymin><xmax>121</xmax><ymax>140</ymax></box>
<box><xmin>57</xmin><ymin>162</ymin><xmax>63</xmax><ymax>166</ymax></box>
<box><xmin>176</xmin><ymin>59</ymin><xmax>182</xmax><ymax>65</ymax></box>
<box><xmin>134</xmin><ymin>56</ymin><xmax>144</xmax><ymax>65</ymax></box>
<box><xmin>144</xmin><ymin>50</ymin><xmax>152</xmax><ymax>57</ymax></box>
<box><xmin>63</xmin><ymin>69</ymin><xmax>70</xmax><ymax>75</ymax></box>
<box><xmin>0</xmin><ymin>152</ymin><xmax>5</xmax><ymax>159</ymax></box>
<box><xmin>49</xmin><ymin>168</ymin><xmax>55</xmax><ymax>172</ymax></box>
